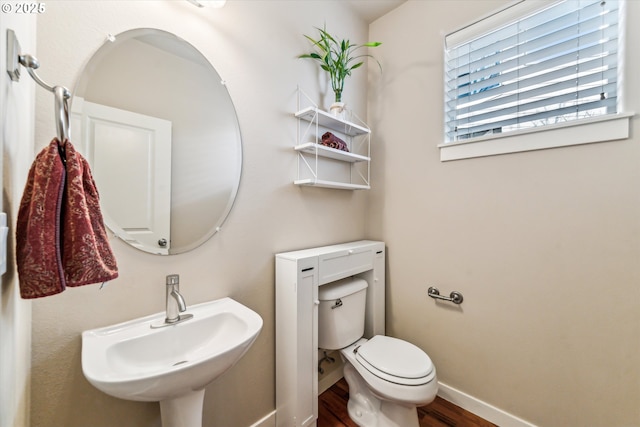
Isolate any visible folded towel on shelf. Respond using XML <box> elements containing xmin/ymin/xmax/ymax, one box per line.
<box><xmin>321</xmin><ymin>132</ymin><xmax>349</xmax><ymax>152</ymax></box>
<box><xmin>16</xmin><ymin>138</ymin><xmax>118</xmax><ymax>299</ymax></box>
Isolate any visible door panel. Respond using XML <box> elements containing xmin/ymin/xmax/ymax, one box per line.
<box><xmin>73</xmin><ymin>100</ymin><xmax>172</xmax><ymax>254</ymax></box>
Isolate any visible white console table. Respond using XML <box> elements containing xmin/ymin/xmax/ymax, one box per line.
<box><xmin>275</xmin><ymin>240</ymin><xmax>386</xmax><ymax>427</ymax></box>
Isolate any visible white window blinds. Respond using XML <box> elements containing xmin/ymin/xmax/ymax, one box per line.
<box><xmin>444</xmin><ymin>0</ymin><xmax>620</xmax><ymax>143</ymax></box>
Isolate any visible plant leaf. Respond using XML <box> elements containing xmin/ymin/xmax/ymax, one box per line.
<box><xmin>299</xmin><ymin>26</ymin><xmax>383</xmax><ymax>98</ymax></box>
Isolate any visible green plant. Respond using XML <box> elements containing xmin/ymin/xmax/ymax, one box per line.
<box><xmin>299</xmin><ymin>26</ymin><xmax>381</xmax><ymax>103</ymax></box>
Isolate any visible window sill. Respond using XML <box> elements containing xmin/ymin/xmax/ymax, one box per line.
<box><xmin>438</xmin><ymin>113</ymin><xmax>634</xmax><ymax>162</ymax></box>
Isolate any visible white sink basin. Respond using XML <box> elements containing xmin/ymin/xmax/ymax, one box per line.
<box><xmin>82</xmin><ymin>297</ymin><xmax>262</xmax><ymax>426</ymax></box>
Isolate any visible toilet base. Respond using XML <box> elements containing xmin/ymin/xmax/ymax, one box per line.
<box><xmin>343</xmin><ymin>362</ymin><xmax>420</xmax><ymax>427</ymax></box>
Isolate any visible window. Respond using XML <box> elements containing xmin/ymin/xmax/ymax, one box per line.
<box><xmin>441</xmin><ymin>0</ymin><xmax>630</xmax><ymax>161</ymax></box>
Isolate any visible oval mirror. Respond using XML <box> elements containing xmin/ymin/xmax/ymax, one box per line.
<box><xmin>72</xmin><ymin>28</ymin><xmax>242</xmax><ymax>255</ymax></box>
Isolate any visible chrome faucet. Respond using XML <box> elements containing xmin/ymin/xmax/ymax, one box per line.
<box><xmin>150</xmin><ymin>274</ymin><xmax>193</xmax><ymax>329</ymax></box>
<box><xmin>162</xmin><ymin>274</ymin><xmax>193</xmax><ymax>325</ymax></box>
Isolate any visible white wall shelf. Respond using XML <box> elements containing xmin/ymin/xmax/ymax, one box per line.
<box><xmin>295</xmin><ymin>107</ymin><xmax>370</xmax><ymax>137</ymax></box>
<box><xmin>294</xmin><ymin>142</ymin><xmax>370</xmax><ymax>163</ymax></box>
<box><xmin>294</xmin><ymin>88</ymin><xmax>371</xmax><ymax>190</ymax></box>
<box><xmin>293</xmin><ymin>178</ymin><xmax>370</xmax><ymax>190</ymax></box>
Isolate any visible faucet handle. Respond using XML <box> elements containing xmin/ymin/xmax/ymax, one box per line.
<box><xmin>166</xmin><ymin>274</ymin><xmax>180</xmax><ymax>286</ymax></box>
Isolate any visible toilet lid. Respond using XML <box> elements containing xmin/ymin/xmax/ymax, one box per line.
<box><xmin>356</xmin><ymin>336</ymin><xmax>433</xmax><ymax>382</ymax></box>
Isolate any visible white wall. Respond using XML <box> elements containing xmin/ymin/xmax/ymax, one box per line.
<box><xmin>368</xmin><ymin>1</ymin><xmax>640</xmax><ymax>426</ymax></box>
<box><xmin>31</xmin><ymin>2</ymin><xmax>371</xmax><ymax>426</ymax></box>
<box><xmin>0</xmin><ymin>12</ymin><xmax>34</xmax><ymax>427</ymax></box>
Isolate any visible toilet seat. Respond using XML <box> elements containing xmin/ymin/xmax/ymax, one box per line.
<box><xmin>341</xmin><ymin>337</ymin><xmax>439</xmax><ymax>407</ymax></box>
<box><xmin>355</xmin><ymin>336</ymin><xmax>434</xmax><ymax>386</ymax></box>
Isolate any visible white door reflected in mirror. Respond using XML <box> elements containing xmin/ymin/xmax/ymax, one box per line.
<box><xmin>74</xmin><ymin>100</ymin><xmax>172</xmax><ymax>254</ymax></box>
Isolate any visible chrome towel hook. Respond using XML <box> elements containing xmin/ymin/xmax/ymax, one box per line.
<box><xmin>427</xmin><ymin>286</ymin><xmax>464</xmax><ymax>305</ymax></box>
<box><xmin>6</xmin><ymin>29</ymin><xmax>71</xmax><ymax>143</ymax></box>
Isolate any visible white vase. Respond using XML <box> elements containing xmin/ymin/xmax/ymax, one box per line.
<box><xmin>330</xmin><ymin>102</ymin><xmax>346</xmax><ymax>119</ymax></box>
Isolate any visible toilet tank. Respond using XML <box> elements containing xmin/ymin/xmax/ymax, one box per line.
<box><xmin>318</xmin><ymin>277</ymin><xmax>368</xmax><ymax>350</ymax></box>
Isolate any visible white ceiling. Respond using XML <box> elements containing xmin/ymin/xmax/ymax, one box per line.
<box><xmin>346</xmin><ymin>0</ymin><xmax>406</xmax><ymax>23</ymax></box>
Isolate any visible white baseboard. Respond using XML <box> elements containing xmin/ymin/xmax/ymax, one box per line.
<box><xmin>264</xmin><ymin>379</ymin><xmax>537</xmax><ymax>427</ymax></box>
<box><xmin>318</xmin><ymin>364</ymin><xmax>345</xmax><ymax>395</ymax></box>
<box><xmin>437</xmin><ymin>382</ymin><xmax>537</xmax><ymax>427</ymax></box>
<box><xmin>249</xmin><ymin>410</ymin><xmax>276</xmax><ymax>427</ymax></box>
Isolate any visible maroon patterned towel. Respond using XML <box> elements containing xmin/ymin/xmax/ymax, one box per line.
<box><xmin>16</xmin><ymin>138</ymin><xmax>118</xmax><ymax>299</ymax></box>
<box><xmin>321</xmin><ymin>132</ymin><xmax>349</xmax><ymax>152</ymax></box>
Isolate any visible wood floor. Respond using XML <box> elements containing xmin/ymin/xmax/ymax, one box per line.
<box><xmin>318</xmin><ymin>379</ymin><xmax>498</xmax><ymax>427</ymax></box>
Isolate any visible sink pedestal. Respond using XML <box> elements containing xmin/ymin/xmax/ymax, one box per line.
<box><xmin>160</xmin><ymin>389</ymin><xmax>205</xmax><ymax>427</ymax></box>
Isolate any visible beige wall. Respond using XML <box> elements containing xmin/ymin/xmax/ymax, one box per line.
<box><xmin>23</xmin><ymin>1</ymin><xmax>640</xmax><ymax>426</ymax></box>
<box><xmin>368</xmin><ymin>1</ymin><xmax>640</xmax><ymax>426</ymax></box>
<box><xmin>1</xmin><ymin>13</ymin><xmax>34</xmax><ymax>427</ymax></box>
<box><xmin>31</xmin><ymin>2</ymin><xmax>370</xmax><ymax>426</ymax></box>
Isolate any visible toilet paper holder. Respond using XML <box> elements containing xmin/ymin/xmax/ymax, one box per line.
<box><xmin>427</xmin><ymin>287</ymin><xmax>463</xmax><ymax>305</ymax></box>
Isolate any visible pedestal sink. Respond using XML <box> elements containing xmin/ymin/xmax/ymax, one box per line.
<box><xmin>81</xmin><ymin>297</ymin><xmax>263</xmax><ymax>427</ymax></box>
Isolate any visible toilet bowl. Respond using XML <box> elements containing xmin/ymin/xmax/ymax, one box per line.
<box><xmin>339</xmin><ymin>337</ymin><xmax>437</xmax><ymax>427</ymax></box>
<box><xmin>318</xmin><ymin>278</ymin><xmax>438</xmax><ymax>427</ymax></box>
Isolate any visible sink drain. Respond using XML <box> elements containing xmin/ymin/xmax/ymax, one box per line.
<box><xmin>173</xmin><ymin>360</ymin><xmax>188</xmax><ymax>366</ymax></box>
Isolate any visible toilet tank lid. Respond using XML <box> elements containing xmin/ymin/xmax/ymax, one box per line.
<box><xmin>318</xmin><ymin>278</ymin><xmax>368</xmax><ymax>300</ymax></box>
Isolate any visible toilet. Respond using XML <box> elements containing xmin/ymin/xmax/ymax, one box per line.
<box><xmin>318</xmin><ymin>277</ymin><xmax>438</xmax><ymax>427</ymax></box>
